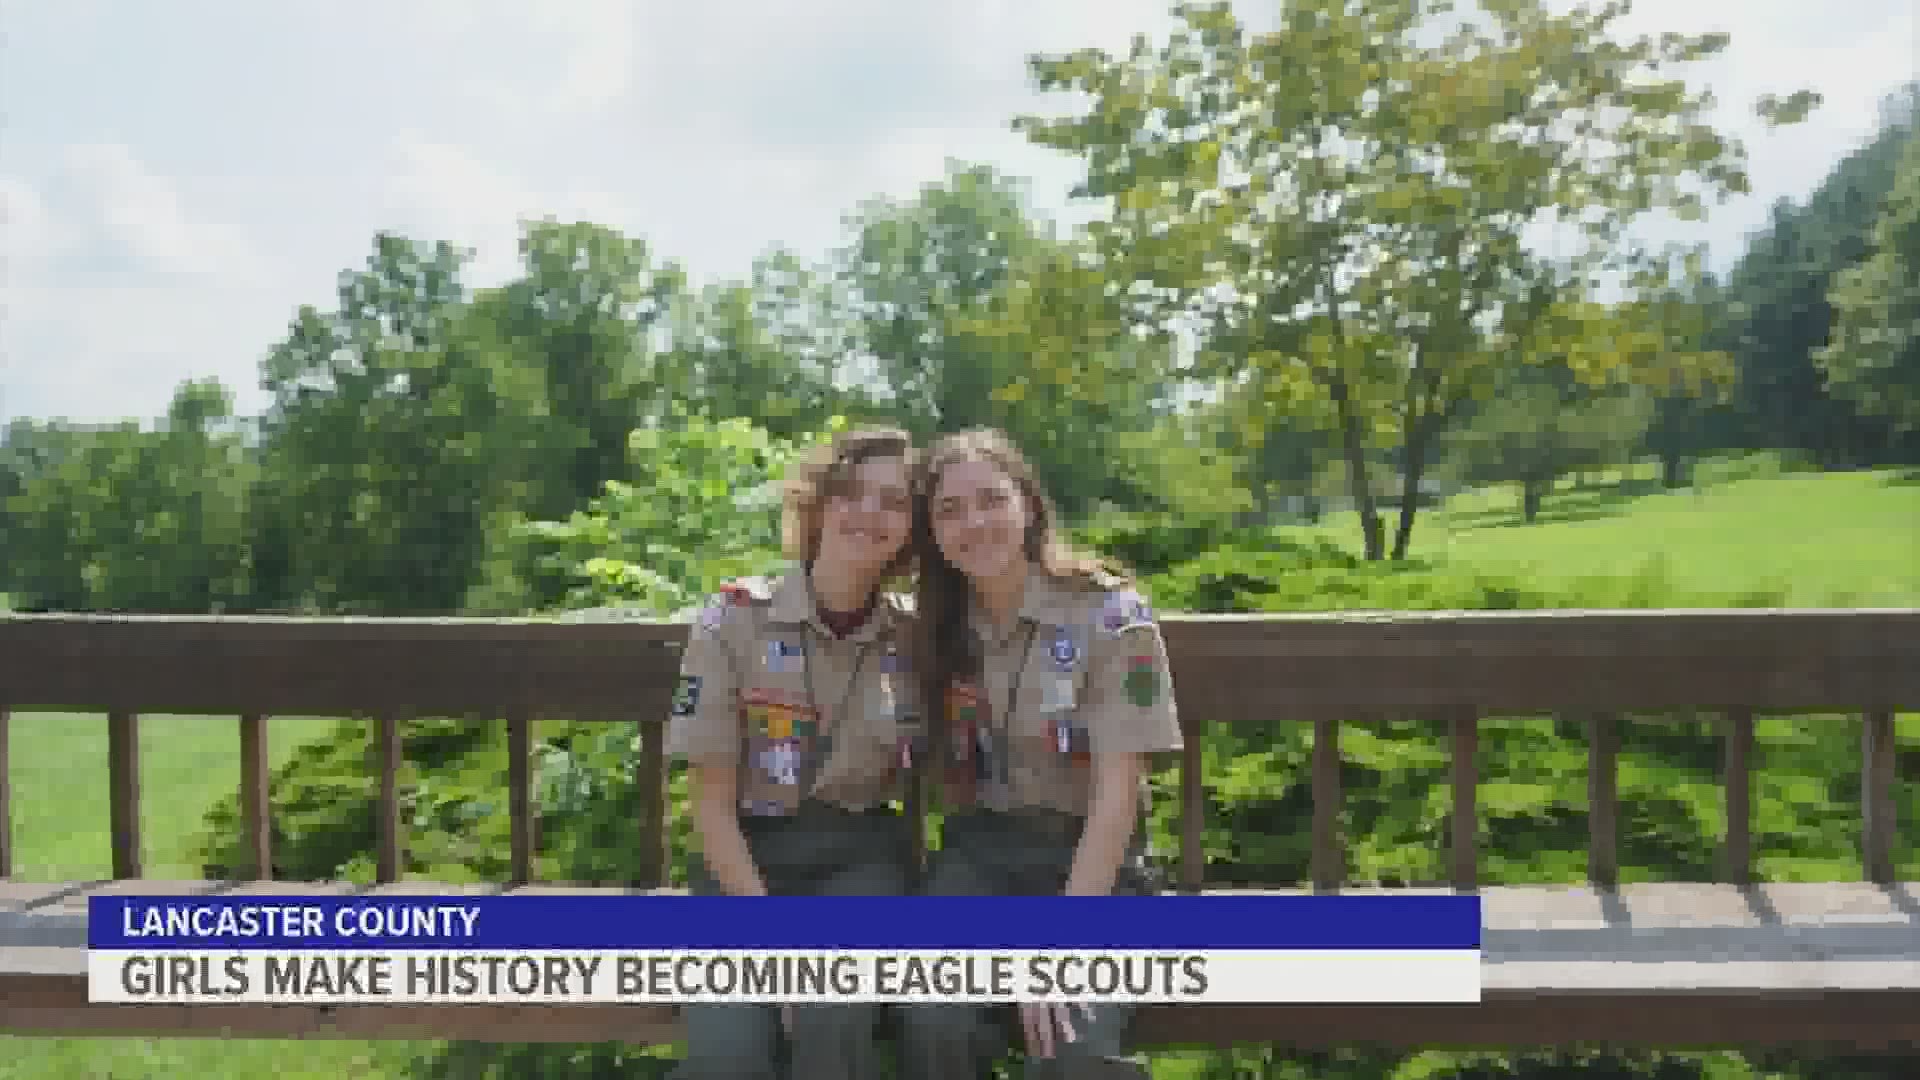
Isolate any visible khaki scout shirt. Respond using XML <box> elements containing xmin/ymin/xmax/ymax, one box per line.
<box><xmin>934</xmin><ymin>568</ymin><xmax>1183</xmax><ymax>817</ymax></box>
<box><xmin>666</xmin><ymin>570</ymin><xmax>918</xmax><ymax>818</ymax></box>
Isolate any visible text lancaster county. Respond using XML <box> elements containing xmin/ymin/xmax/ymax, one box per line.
<box><xmin>118</xmin><ymin>902</ymin><xmax>480</xmax><ymax>941</ymax></box>
<box><xmin>88</xmin><ymin>948</ymin><xmax>1483</xmax><ymax>1005</ymax></box>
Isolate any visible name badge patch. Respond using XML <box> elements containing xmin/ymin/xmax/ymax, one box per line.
<box><xmin>1042</xmin><ymin>675</ymin><xmax>1076</xmax><ymax>712</ymax></box>
<box><xmin>670</xmin><ymin>675</ymin><xmax>701</xmax><ymax>717</ymax></box>
<box><xmin>766</xmin><ymin>639</ymin><xmax>804</xmax><ymax>673</ymax></box>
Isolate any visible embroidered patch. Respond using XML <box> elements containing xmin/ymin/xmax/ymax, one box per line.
<box><xmin>670</xmin><ymin>675</ymin><xmax>701</xmax><ymax>717</ymax></box>
<box><xmin>765</xmin><ymin>639</ymin><xmax>804</xmax><ymax>673</ymax></box>
<box><xmin>696</xmin><ymin>597</ymin><xmax>728</xmax><ymax>633</ymax></box>
<box><xmin>1123</xmin><ymin>654</ymin><xmax>1161</xmax><ymax>707</ymax></box>
<box><xmin>947</xmin><ymin>684</ymin><xmax>982</xmax><ymax>729</ymax></box>
<box><xmin>1054</xmin><ymin>714</ymin><xmax>1092</xmax><ymax>756</ymax></box>
<box><xmin>1099</xmin><ymin>589</ymin><xmax>1146</xmax><ymax>634</ymax></box>
<box><xmin>757</xmin><ymin>738</ymin><xmax>803</xmax><ymax>786</ymax></box>
<box><xmin>1042</xmin><ymin>675</ymin><xmax>1076</xmax><ymax>712</ymax></box>
<box><xmin>1049</xmin><ymin>627</ymin><xmax>1079</xmax><ymax>671</ymax></box>
<box><xmin>746</xmin><ymin>696</ymin><xmax>816</xmax><ymax>739</ymax></box>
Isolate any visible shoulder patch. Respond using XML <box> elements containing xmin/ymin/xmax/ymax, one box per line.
<box><xmin>720</xmin><ymin>577</ymin><xmax>774</xmax><ymax>605</ymax></box>
<box><xmin>694</xmin><ymin>577</ymin><xmax>770</xmax><ymax>635</ymax></box>
<box><xmin>1097</xmin><ymin>588</ymin><xmax>1156</xmax><ymax>636</ymax></box>
<box><xmin>693</xmin><ymin>594</ymin><xmax>732</xmax><ymax>634</ymax></box>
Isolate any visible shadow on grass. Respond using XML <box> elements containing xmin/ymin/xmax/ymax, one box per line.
<box><xmin>1881</xmin><ymin>469</ymin><xmax>1920</xmax><ymax>488</ymax></box>
<box><xmin>1447</xmin><ymin>477</ymin><xmax>1673</xmax><ymax>532</ymax></box>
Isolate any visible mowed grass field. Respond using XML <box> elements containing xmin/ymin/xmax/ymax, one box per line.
<box><xmin>1315</xmin><ymin>460</ymin><xmax>1920</xmax><ymax>606</ymax></box>
<box><xmin>3</xmin><ymin>464</ymin><xmax>1915</xmax><ymax>1078</ymax></box>
<box><xmin>1</xmin><ymin>715</ymin><xmax>449</xmax><ymax>1078</ymax></box>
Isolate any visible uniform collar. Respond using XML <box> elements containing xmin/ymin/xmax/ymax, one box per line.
<box><xmin>769</xmin><ymin>565</ymin><xmax>897</xmax><ymax>644</ymax></box>
<box><xmin>972</xmin><ymin>561</ymin><xmax>1061</xmax><ymax>649</ymax></box>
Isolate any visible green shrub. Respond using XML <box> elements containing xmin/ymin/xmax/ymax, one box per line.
<box><xmin>193</xmin><ymin>507</ymin><xmax>1907</xmax><ymax>1079</ymax></box>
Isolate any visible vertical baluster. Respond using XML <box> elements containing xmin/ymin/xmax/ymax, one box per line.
<box><xmin>508</xmin><ymin>709</ymin><xmax>535</xmax><ymax>887</ymax></box>
<box><xmin>1449</xmin><ymin>708</ymin><xmax>1479</xmax><ymax>892</ymax></box>
<box><xmin>1863</xmin><ymin>710</ymin><xmax>1896</xmax><ymax>885</ymax></box>
<box><xmin>0</xmin><ymin>707</ymin><xmax>11</xmax><ymax>879</ymax></box>
<box><xmin>375</xmin><ymin>712</ymin><xmax>403</xmax><ymax>884</ymax></box>
<box><xmin>1587</xmin><ymin>712</ymin><xmax>1618</xmax><ymax>889</ymax></box>
<box><xmin>109</xmin><ymin>711</ymin><xmax>141</xmax><ymax>879</ymax></box>
<box><xmin>1311</xmin><ymin>715</ymin><xmax>1342</xmax><ymax>893</ymax></box>
<box><xmin>1179</xmin><ymin>726</ymin><xmax>1205</xmax><ymax>893</ymax></box>
<box><xmin>637</xmin><ymin>722</ymin><xmax>668</xmax><ymax>888</ymax></box>
<box><xmin>239</xmin><ymin>713</ymin><xmax>272</xmax><ymax>880</ymax></box>
<box><xmin>1722</xmin><ymin>708</ymin><xmax>1753</xmax><ymax>885</ymax></box>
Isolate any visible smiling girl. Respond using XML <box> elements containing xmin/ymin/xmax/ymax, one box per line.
<box><xmin>666</xmin><ymin>426</ymin><xmax>921</xmax><ymax>1080</ymax></box>
<box><xmin>897</xmin><ymin>428</ymin><xmax>1182</xmax><ymax>1080</ymax></box>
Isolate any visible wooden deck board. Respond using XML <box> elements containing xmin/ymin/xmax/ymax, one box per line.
<box><xmin>5</xmin><ymin>881</ymin><xmax>1920</xmax><ymax>1048</ymax></box>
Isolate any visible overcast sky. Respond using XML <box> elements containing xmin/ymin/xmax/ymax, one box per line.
<box><xmin>2</xmin><ymin>0</ymin><xmax>1914</xmax><ymax>425</ymax></box>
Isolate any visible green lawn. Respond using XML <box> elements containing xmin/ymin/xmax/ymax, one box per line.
<box><xmin>0</xmin><ymin>714</ymin><xmax>452</xmax><ymax>1077</ymax></box>
<box><xmin>3</xmin><ymin>462</ymin><xmax>1914</xmax><ymax>1078</ymax></box>
<box><xmin>5</xmin><ymin>714</ymin><xmax>333</xmax><ymax>881</ymax></box>
<box><xmin>1317</xmin><ymin>463</ymin><xmax>1920</xmax><ymax>606</ymax></box>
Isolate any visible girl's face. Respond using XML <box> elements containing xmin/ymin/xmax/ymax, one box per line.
<box><xmin>928</xmin><ymin>455</ymin><xmax>1031</xmax><ymax>585</ymax></box>
<box><xmin>816</xmin><ymin>455</ymin><xmax>912</xmax><ymax>576</ymax></box>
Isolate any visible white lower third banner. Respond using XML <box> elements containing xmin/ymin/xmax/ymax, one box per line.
<box><xmin>90</xmin><ymin>948</ymin><xmax>1483</xmax><ymax>1005</ymax></box>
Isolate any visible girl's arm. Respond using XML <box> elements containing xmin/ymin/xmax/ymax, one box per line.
<box><xmin>690</xmin><ymin>762</ymin><xmax>767</xmax><ymax>897</ymax></box>
<box><xmin>1064</xmin><ymin>751</ymin><xmax>1145</xmax><ymax>896</ymax></box>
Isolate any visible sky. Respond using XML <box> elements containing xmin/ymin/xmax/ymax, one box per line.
<box><xmin>1</xmin><ymin>0</ymin><xmax>1914</xmax><ymax>425</ymax></box>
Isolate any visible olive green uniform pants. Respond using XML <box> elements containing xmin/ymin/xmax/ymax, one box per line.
<box><xmin>672</xmin><ymin>803</ymin><xmax>912</xmax><ymax>1080</ymax></box>
<box><xmin>895</xmin><ymin>810</ymin><xmax>1153</xmax><ymax>1079</ymax></box>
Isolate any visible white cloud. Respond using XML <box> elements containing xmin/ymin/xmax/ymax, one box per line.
<box><xmin>0</xmin><ymin>0</ymin><xmax>1911</xmax><ymax>425</ymax></box>
<box><xmin>420</xmin><ymin>0</ymin><xmax>638</xmax><ymax>121</ymax></box>
<box><xmin>0</xmin><ymin>176</ymin><xmax>57</xmax><ymax>264</ymax></box>
<box><xmin>377</xmin><ymin>136</ymin><xmax>639</xmax><ymax>286</ymax></box>
<box><xmin>6</xmin><ymin>143</ymin><xmax>261</xmax><ymax>281</ymax></box>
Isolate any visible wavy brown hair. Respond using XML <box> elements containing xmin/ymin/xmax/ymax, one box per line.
<box><xmin>780</xmin><ymin>425</ymin><xmax>919</xmax><ymax>585</ymax></box>
<box><xmin>910</xmin><ymin>428</ymin><xmax>1128</xmax><ymax>742</ymax></box>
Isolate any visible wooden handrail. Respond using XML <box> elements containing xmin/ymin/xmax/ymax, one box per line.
<box><xmin>0</xmin><ymin>609</ymin><xmax>1915</xmax><ymax>894</ymax></box>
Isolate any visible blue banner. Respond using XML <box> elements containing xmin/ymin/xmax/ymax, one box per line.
<box><xmin>90</xmin><ymin>894</ymin><xmax>1481</xmax><ymax>951</ymax></box>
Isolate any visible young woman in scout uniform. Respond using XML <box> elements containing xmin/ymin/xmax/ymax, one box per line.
<box><xmin>666</xmin><ymin>426</ymin><xmax>922</xmax><ymax>1080</ymax></box>
<box><xmin>896</xmin><ymin>428</ymin><xmax>1183</xmax><ymax>1080</ymax></box>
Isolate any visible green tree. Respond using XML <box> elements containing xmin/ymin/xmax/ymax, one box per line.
<box><xmin>480</xmin><ymin>219</ymin><xmax>687</xmax><ymax>523</ymax></box>
<box><xmin>1816</xmin><ymin>129</ymin><xmax>1920</xmax><ymax>432</ymax></box>
<box><xmin>1447</xmin><ymin>366</ymin><xmax>1653</xmax><ymax>522</ymax></box>
<box><xmin>1718</xmin><ymin>82</ymin><xmax>1919</xmax><ymax>464</ymax></box>
<box><xmin>1017</xmin><ymin>0</ymin><xmax>1795</xmax><ymax>559</ymax></box>
<box><xmin>668</xmin><ymin>249</ymin><xmax>856</xmax><ymax>440</ymax></box>
<box><xmin>838</xmin><ymin>160</ymin><xmax>1043</xmax><ymax>436</ymax></box>
<box><xmin>255</xmin><ymin>233</ymin><xmax>518</xmax><ymax>614</ymax></box>
<box><xmin>514</xmin><ymin>406</ymin><xmax>810</xmax><ymax>615</ymax></box>
<box><xmin>840</xmin><ymin>161</ymin><xmax>1172</xmax><ymax>513</ymax></box>
<box><xmin>954</xmin><ymin>232</ymin><xmax>1185</xmax><ymax>513</ymax></box>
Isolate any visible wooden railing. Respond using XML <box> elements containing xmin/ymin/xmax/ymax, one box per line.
<box><xmin>1</xmin><ymin>608</ymin><xmax>1917</xmax><ymax>1049</ymax></box>
<box><xmin>4</xmin><ymin>609</ymin><xmax>1912</xmax><ymax>891</ymax></box>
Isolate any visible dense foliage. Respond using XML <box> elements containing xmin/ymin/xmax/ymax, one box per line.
<box><xmin>186</xmin><ymin>421</ymin><xmax>1916</xmax><ymax>1078</ymax></box>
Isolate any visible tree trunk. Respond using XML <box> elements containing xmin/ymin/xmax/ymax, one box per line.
<box><xmin>1521</xmin><ymin>478</ymin><xmax>1545</xmax><ymax>523</ymax></box>
<box><xmin>1391</xmin><ymin>408</ymin><xmax>1439</xmax><ymax>561</ymax></box>
<box><xmin>1330</xmin><ymin>375</ymin><xmax>1384</xmax><ymax>560</ymax></box>
<box><xmin>1661</xmin><ymin>450</ymin><xmax>1688</xmax><ymax>489</ymax></box>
